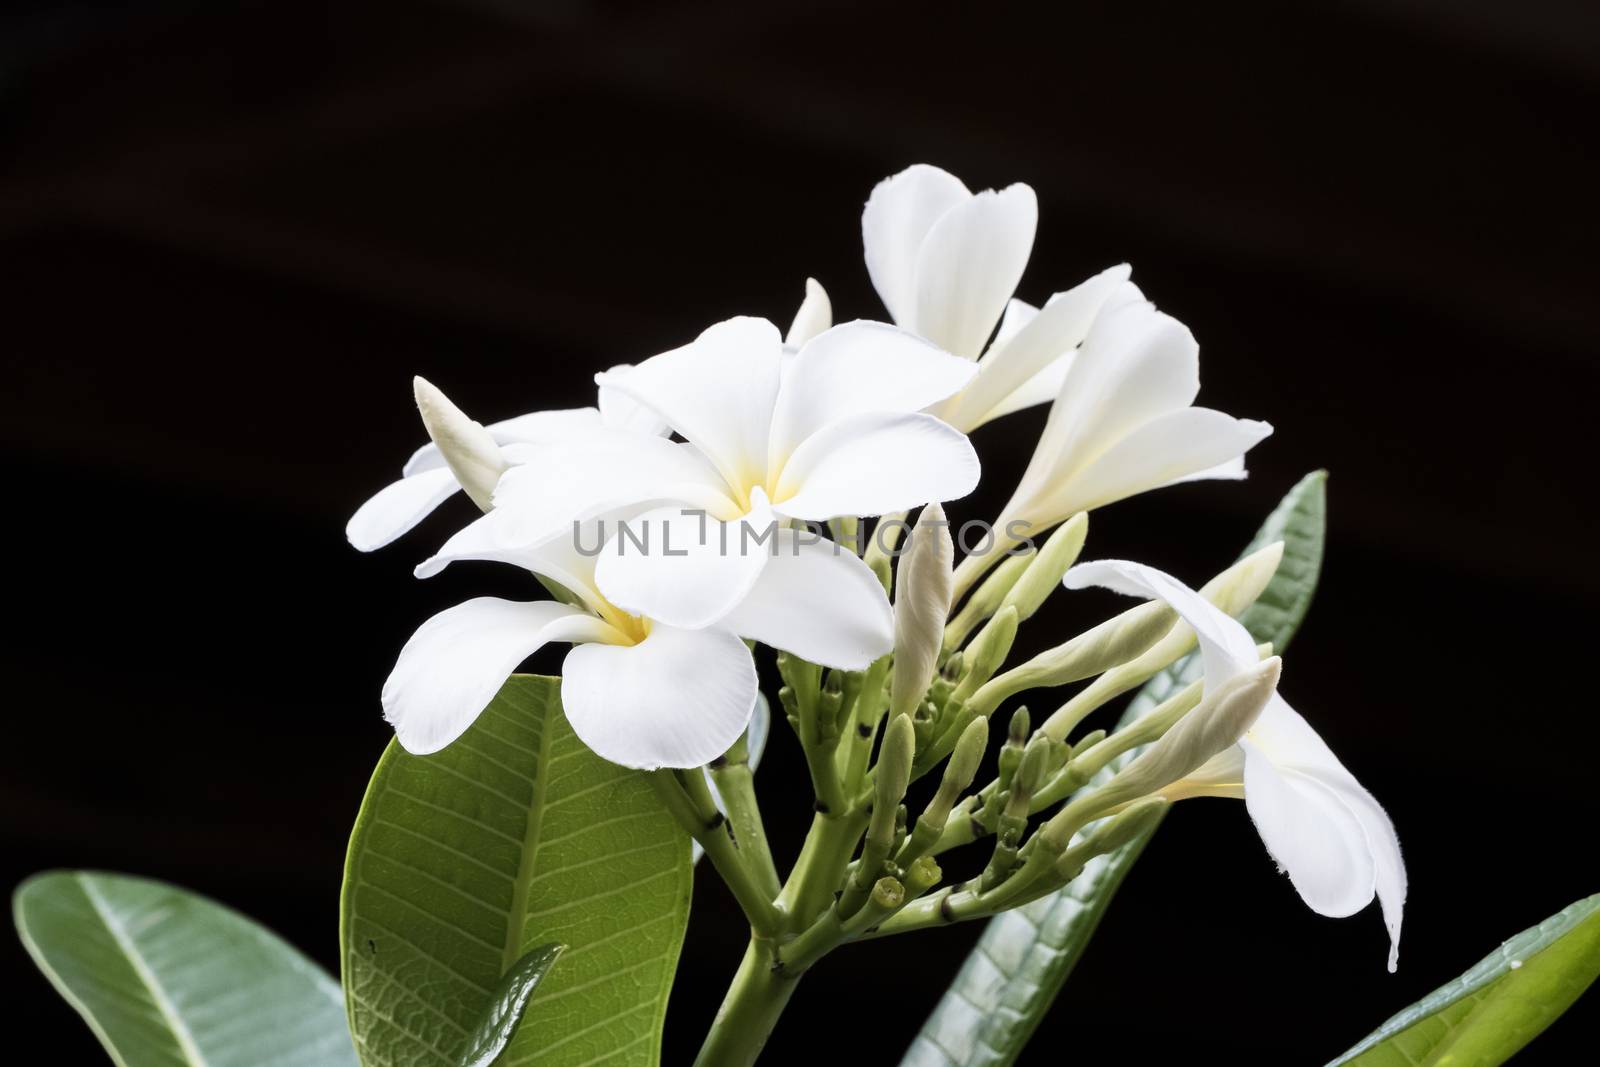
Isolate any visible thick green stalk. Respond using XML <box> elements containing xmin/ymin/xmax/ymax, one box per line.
<box><xmin>692</xmin><ymin>940</ymin><xmax>799</xmax><ymax>1067</ymax></box>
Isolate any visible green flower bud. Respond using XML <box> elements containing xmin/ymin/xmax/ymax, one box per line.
<box><xmin>999</xmin><ymin>512</ymin><xmax>1088</xmax><ymax>624</ymax></box>
<box><xmin>951</xmin><ymin>607</ymin><xmax>1019</xmax><ymax>706</ymax></box>
<box><xmin>968</xmin><ymin>599</ymin><xmax>1177</xmax><ymax>717</ymax></box>
<box><xmin>944</xmin><ymin>548</ymin><xmax>1035</xmax><ymax>653</ymax></box>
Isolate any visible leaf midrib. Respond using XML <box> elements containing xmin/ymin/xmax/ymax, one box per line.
<box><xmin>502</xmin><ymin>687</ymin><xmax>554</xmax><ymax>974</ymax></box>
<box><xmin>78</xmin><ymin>872</ymin><xmax>208</xmax><ymax>1067</ymax></box>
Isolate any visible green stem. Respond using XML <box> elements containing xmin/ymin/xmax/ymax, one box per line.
<box><xmin>648</xmin><ymin>772</ymin><xmax>783</xmax><ymax>939</ymax></box>
<box><xmin>709</xmin><ymin>746</ymin><xmax>782</xmax><ymax>900</ymax></box>
<box><xmin>775</xmin><ymin>810</ymin><xmax>868</xmax><ymax>932</ymax></box>
<box><xmin>693</xmin><ymin>940</ymin><xmax>799</xmax><ymax>1067</ymax></box>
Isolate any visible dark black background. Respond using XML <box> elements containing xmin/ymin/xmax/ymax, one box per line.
<box><xmin>5</xmin><ymin>1</ymin><xmax>1599</xmax><ymax>1063</ymax></box>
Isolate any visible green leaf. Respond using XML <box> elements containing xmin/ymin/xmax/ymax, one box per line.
<box><xmin>457</xmin><ymin>943</ymin><xmax>565</xmax><ymax>1067</ymax></box>
<box><xmin>904</xmin><ymin>470</ymin><xmax>1328</xmax><ymax>1067</ymax></box>
<box><xmin>1329</xmin><ymin>893</ymin><xmax>1600</xmax><ymax>1067</ymax></box>
<box><xmin>341</xmin><ymin>674</ymin><xmax>692</xmax><ymax>1067</ymax></box>
<box><xmin>14</xmin><ymin>869</ymin><xmax>357</xmax><ymax>1067</ymax></box>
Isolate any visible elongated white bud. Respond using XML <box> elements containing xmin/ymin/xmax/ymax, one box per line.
<box><xmin>413</xmin><ymin>376</ymin><xmax>505</xmax><ymax>511</ymax></box>
<box><xmin>891</xmin><ymin>503</ymin><xmax>955</xmax><ymax>719</ymax></box>
<box><xmin>785</xmin><ymin>277</ymin><xmax>833</xmax><ymax>347</ymax></box>
<box><xmin>1106</xmin><ymin>656</ymin><xmax>1281</xmax><ymax>802</ymax></box>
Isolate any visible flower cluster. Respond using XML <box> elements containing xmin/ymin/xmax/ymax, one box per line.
<box><xmin>350</xmin><ymin>163</ymin><xmax>1403</xmax><ymax>972</ymax></box>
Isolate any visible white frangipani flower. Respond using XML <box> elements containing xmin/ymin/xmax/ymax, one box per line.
<box><xmin>785</xmin><ymin>277</ymin><xmax>833</xmax><ymax>348</ymax></box>
<box><xmin>480</xmin><ymin>315</ymin><xmax>982</xmax><ymax>632</ymax></box>
<box><xmin>345</xmin><ymin>372</ymin><xmax>664</xmax><ymax>552</ymax></box>
<box><xmin>386</xmin><ymin>510</ymin><xmax>892</xmax><ymax>769</ymax></box>
<box><xmin>861</xmin><ymin>163</ymin><xmax>1143</xmax><ymax>433</ymax></box>
<box><xmin>1064</xmin><ymin>558</ymin><xmax>1406</xmax><ymax>971</ymax></box>
<box><xmin>951</xmin><ymin>300</ymin><xmax>1273</xmax><ymax>594</ymax></box>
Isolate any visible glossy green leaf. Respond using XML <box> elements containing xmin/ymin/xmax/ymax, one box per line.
<box><xmin>341</xmin><ymin>674</ymin><xmax>692</xmax><ymax>1067</ymax></box>
<box><xmin>1330</xmin><ymin>893</ymin><xmax>1600</xmax><ymax>1067</ymax></box>
<box><xmin>904</xmin><ymin>470</ymin><xmax>1327</xmax><ymax>1067</ymax></box>
<box><xmin>457</xmin><ymin>943</ymin><xmax>564</xmax><ymax>1067</ymax></box>
<box><xmin>14</xmin><ymin>869</ymin><xmax>357</xmax><ymax>1067</ymax></box>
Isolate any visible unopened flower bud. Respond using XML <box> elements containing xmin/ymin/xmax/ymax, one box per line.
<box><xmin>951</xmin><ymin>607</ymin><xmax>1019</xmax><ymax>705</ymax></box>
<box><xmin>1107</xmin><ymin>656</ymin><xmax>1282</xmax><ymax>803</ymax></box>
<box><xmin>413</xmin><ymin>376</ymin><xmax>505</xmax><ymax>511</ymax></box>
<box><xmin>1000</xmin><ymin>513</ymin><xmax>1088</xmax><ymax>624</ymax></box>
<box><xmin>968</xmin><ymin>599</ymin><xmax>1177</xmax><ymax>717</ymax></box>
<box><xmin>1056</xmin><ymin>797</ymin><xmax>1169</xmax><ymax>881</ymax></box>
<box><xmin>944</xmin><ymin>549</ymin><xmax>1035</xmax><ymax>652</ymax></box>
<box><xmin>891</xmin><ymin>503</ymin><xmax>955</xmax><ymax>720</ymax></box>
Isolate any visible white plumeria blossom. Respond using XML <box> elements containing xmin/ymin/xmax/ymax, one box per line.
<box><xmin>994</xmin><ymin>299</ymin><xmax>1274</xmax><ymax>543</ymax></box>
<box><xmin>473</xmin><ymin>315</ymin><xmax>982</xmax><ymax>633</ymax></box>
<box><xmin>345</xmin><ymin>370</ymin><xmax>664</xmax><ymax>552</ymax></box>
<box><xmin>386</xmin><ymin>508</ymin><xmax>892</xmax><ymax>770</ymax></box>
<box><xmin>1064</xmin><ymin>558</ymin><xmax>1406</xmax><ymax>971</ymax></box>
<box><xmin>857</xmin><ymin>163</ymin><xmax>1144</xmax><ymax>433</ymax></box>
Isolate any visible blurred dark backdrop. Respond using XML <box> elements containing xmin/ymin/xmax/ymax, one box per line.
<box><xmin>5</xmin><ymin>1</ymin><xmax>1599</xmax><ymax>1063</ymax></box>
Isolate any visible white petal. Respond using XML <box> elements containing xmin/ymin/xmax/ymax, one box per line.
<box><xmin>488</xmin><ymin>407</ymin><xmax>606</xmax><ymax>445</ymax></box>
<box><xmin>862</xmin><ymin>164</ymin><xmax>971</xmax><ymax>327</ymax></box>
<box><xmin>346</xmin><ymin>467</ymin><xmax>461</xmax><ymax>552</ymax></box>
<box><xmin>596</xmin><ymin>366</ymin><xmax>670</xmax><ymax>437</ymax></box>
<box><xmin>1063</xmin><ymin>559</ymin><xmax>1260</xmax><ymax>684</ymax></box>
<box><xmin>416</xmin><ymin>510</ymin><xmax>619</xmax><ymax>616</ymax></box>
<box><xmin>768</xmin><ymin>321</ymin><xmax>977</xmax><ymax>465</ymax></box>
<box><xmin>487</xmin><ymin>429</ymin><xmax>735</xmax><ymax>548</ymax></box>
<box><xmin>561</xmin><ymin>625</ymin><xmax>758</xmax><ymax>769</ymax></box>
<box><xmin>1166</xmin><ymin>455</ymin><xmax>1249</xmax><ymax>486</ymax></box>
<box><xmin>719</xmin><ymin>529</ymin><xmax>893</xmax><ymax>669</ymax></box>
<box><xmin>911</xmin><ymin>184</ymin><xmax>1038</xmax><ymax>358</ymax></box>
<box><xmin>1045</xmin><ymin>303</ymin><xmax>1201</xmax><ymax>470</ymax></box>
<box><xmin>382</xmin><ymin>598</ymin><xmax>617</xmax><ymax>755</ymax></box>
<box><xmin>1241</xmin><ymin>724</ymin><xmax>1376</xmax><ymax>919</ymax></box>
<box><xmin>966</xmin><ymin>355</ymin><xmax>1070</xmax><ymax>430</ymax></box>
<box><xmin>1249</xmin><ymin>696</ymin><xmax>1406</xmax><ymax>969</ymax></box>
<box><xmin>785</xmin><ymin>278</ymin><xmax>833</xmax><ymax>348</ymax></box>
<box><xmin>947</xmin><ymin>267</ymin><xmax>1135</xmax><ymax>430</ymax></box>
<box><xmin>596</xmin><ymin>317</ymin><xmax>783</xmax><ymax>491</ymax></box>
<box><xmin>592</xmin><ymin>496</ymin><xmax>775</xmax><ymax>629</ymax></box>
<box><xmin>402</xmin><ymin>408</ymin><xmax>607</xmax><ymax>478</ymax></box>
<box><xmin>773</xmin><ymin>412</ymin><xmax>980</xmax><ymax>521</ymax></box>
<box><xmin>1045</xmin><ymin>408</ymin><xmax>1273</xmax><ymax>519</ymax></box>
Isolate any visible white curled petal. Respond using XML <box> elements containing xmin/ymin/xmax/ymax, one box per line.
<box><xmin>561</xmin><ymin>625</ymin><xmax>758</xmax><ymax>769</ymax></box>
<box><xmin>1051</xmin><ymin>408</ymin><xmax>1273</xmax><ymax>519</ymax></box>
<box><xmin>1242</xmin><ymin>731</ymin><xmax>1377</xmax><ymax>920</ymax></box>
<box><xmin>382</xmin><ymin>598</ymin><xmax>617</xmax><ymax>755</ymax></box>
<box><xmin>416</xmin><ymin>510</ymin><xmax>618</xmax><ymax>615</ymax></box>
<box><xmin>346</xmin><ymin>467</ymin><xmax>461</xmax><ymax>552</ymax></box>
<box><xmin>597</xmin><ymin>365</ymin><xmax>670</xmax><ymax>436</ymax></box>
<box><xmin>1249</xmin><ymin>696</ymin><xmax>1406</xmax><ymax>970</ymax></box>
<box><xmin>773</xmin><ymin>412</ymin><xmax>980</xmax><ymax>520</ymax></box>
<box><xmin>769</xmin><ymin>322</ymin><xmax>976</xmax><ymax>463</ymax></box>
<box><xmin>487</xmin><ymin>430</ymin><xmax>735</xmax><ymax>548</ymax></box>
<box><xmin>593</xmin><ymin>497</ymin><xmax>776</xmax><ymax>629</ymax></box>
<box><xmin>912</xmin><ymin>184</ymin><xmax>1038</xmax><ymax>358</ymax></box>
<box><xmin>863</xmin><ymin>164</ymin><xmax>971</xmax><ymax>326</ymax></box>
<box><xmin>951</xmin><ymin>266</ymin><xmax>1134</xmax><ymax>429</ymax></box>
<box><xmin>719</xmin><ymin>530</ymin><xmax>893</xmax><ymax>670</ymax></box>
<box><xmin>1166</xmin><ymin>455</ymin><xmax>1248</xmax><ymax>486</ymax></box>
<box><xmin>1063</xmin><ymin>559</ymin><xmax>1259</xmax><ymax>683</ymax></box>
<box><xmin>785</xmin><ymin>278</ymin><xmax>833</xmax><ymax>348</ymax></box>
<box><xmin>596</xmin><ymin>317</ymin><xmax>783</xmax><ymax>490</ymax></box>
<box><xmin>1067</xmin><ymin>304</ymin><xmax>1202</xmax><ymax>451</ymax></box>
<box><xmin>965</xmin><ymin>356</ymin><xmax>1070</xmax><ymax>430</ymax></box>
<box><xmin>487</xmin><ymin>407</ymin><xmax>606</xmax><ymax>445</ymax></box>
